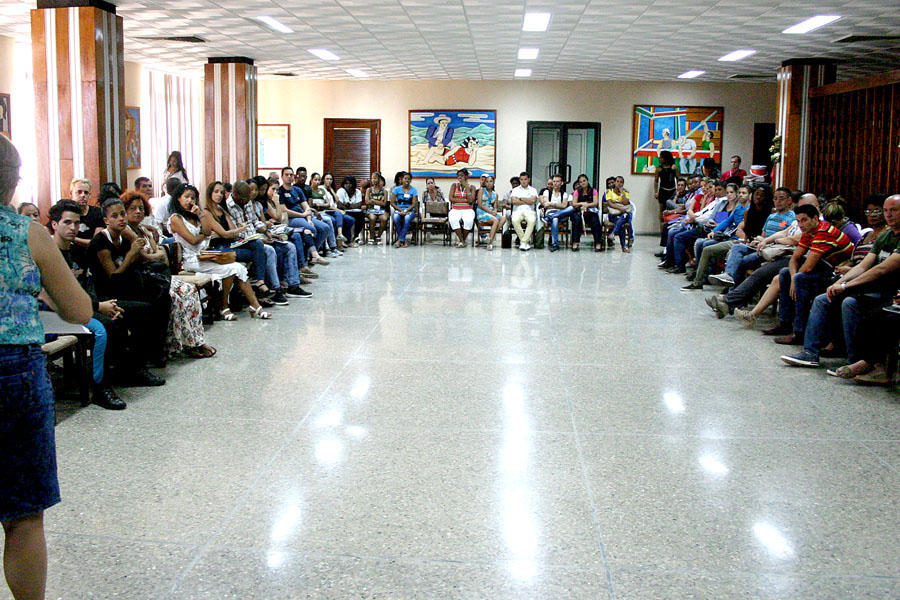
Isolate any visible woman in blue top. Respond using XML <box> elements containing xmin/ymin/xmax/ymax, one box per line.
<box><xmin>476</xmin><ymin>175</ymin><xmax>505</xmax><ymax>251</ymax></box>
<box><xmin>0</xmin><ymin>135</ymin><xmax>91</xmax><ymax>600</ymax></box>
<box><xmin>390</xmin><ymin>171</ymin><xmax>418</xmax><ymax>247</ymax></box>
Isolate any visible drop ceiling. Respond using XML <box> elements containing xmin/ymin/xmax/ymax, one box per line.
<box><xmin>0</xmin><ymin>0</ymin><xmax>898</xmax><ymax>81</ymax></box>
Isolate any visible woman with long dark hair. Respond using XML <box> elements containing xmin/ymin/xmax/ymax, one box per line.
<box><xmin>162</xmin><ymin>150</ymin><xmax>189</xmax><ymax>185</ymax></box>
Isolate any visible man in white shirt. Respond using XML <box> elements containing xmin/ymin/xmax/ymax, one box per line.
<box><xmin>150</xmin><ymin>177</ymin><xmax>182</xmax><ymax>235</ymax></box>
<box><xmin>509</xmin><ymin>171</ymin><xmax>539</xmax><ymax>251</ymax></box>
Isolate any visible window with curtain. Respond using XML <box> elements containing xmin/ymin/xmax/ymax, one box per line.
<box><xmin>145</xmin><ymin>68</ymin><xmax>203</xmax><ymax>196</ymax></box>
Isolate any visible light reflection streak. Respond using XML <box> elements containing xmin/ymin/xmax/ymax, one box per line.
<box><xmin>663</xmin><ymin>392</ymin><xmax>685</xmax><ymax>413</ymax></box>
<box><xmin>699</xmin><ymin>454</ymin><xmax>729</xmax><ymax>475</ymax></box>
<box><xmin>350</xmin><ymin>375</ymin><xmax>370</xmax><ymax>399</ymax></box>
<box><xmin>753</xmin><ymin>522</ymin><xmax>795</xmax><ymax>559</ymax></box>
<box><xmin>315</xmin><ymin>438</ymin><xmax>343</xmax><ymax>464</ymax></box>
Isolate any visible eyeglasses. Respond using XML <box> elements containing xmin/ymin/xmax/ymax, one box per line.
<box><xmin>864</xmin><ymin>209</ymin><xmax>883</xmax><ymax>215</ymax></box>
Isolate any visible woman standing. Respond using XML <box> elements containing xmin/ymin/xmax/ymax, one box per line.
<box><xmin>654</xmin><ymin>150</ymin><xmax>678</xmax><ymax>246</ymax></box>
<box><xmin>161</xmin><ymin>150</ymin><xmax>189</xmax><ymax>185</ymax></box>
<box><xmin>475</xmin><ymin>175</ymin><xmax>505</xmax><ymax>251</ymax></box>
<box><xmin>448</xmin><ymin>168</ymin><xmax>476</xmax><ymax>247</ymax></box>
<box><xmin>1</xmin><ymin>135</ymin><xmax>92</xmax><ymax>600</ymax></box>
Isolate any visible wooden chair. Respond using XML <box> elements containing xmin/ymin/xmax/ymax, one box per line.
<box><xmin>42</xmin><ymin>335</ymin><xmax>91</xmax><ymax>406</ymax></box>
<box><xmin>419</xmin><ymin>201</ymin><xmax>450</xmax><ymax>246</ymax></box>
<box><xmin>542</xmin><ymin>211</ymin><xmax>571</xmax><ymax>249</ymax></box>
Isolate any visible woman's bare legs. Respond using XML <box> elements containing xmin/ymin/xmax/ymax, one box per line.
<box><xmin>750</xmin><ymin>276</ymin><xmax>780</xmax><ymax>316</ymax></box>
<box><xmin>3</xmin><ymin>513</ymin><xmax>47</xmax><ymax>600</ymax></box>
<box><xmin>236</xmin><ymin>279</ymin><xmax>262</xmax><ymax>311</ymax></box>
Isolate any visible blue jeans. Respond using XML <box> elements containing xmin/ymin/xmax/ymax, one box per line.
<box><xmin>85</xmin><ymin>318</ymin><xmax>107</xmax><ymax>384</ymax></box>
<box><xmin>326</xmin><ymin>210</ymin><xmax>356</xmax><ymax>241</ymax></box>
<box><xmin>232</xmin><ymin>239</ymin><xmax>268</xmax><ymax>282</ymax></box>
<box><xmin>611</xmin><ymin>213</ymin><xmax>633</xmax><ymax>249</ymax></box>
<box><xmin>725</xmin><ymin>244</ymin><xmax>762</xmax><ymax>283</ymax></box>
<box><xmin>778</xmin><ymin>268</ymin><xmax>827</xmax><ymax>334</ymax></box>
<box><xmin>273</xmin><ymin>242</ymin><xmax>300</xmax><ymax>287</ymax></box>
<box><xmin>393</xmin><ymin>211</ymin><xmax>416</xmax><ymax>242</ymax></box>
<box><xmin>263</xmin><ymin>244</ymin><xmax>280</xmax><ymax>289</ymax></box>
<box><xmin>317</xmin><ymin>215</ymin><xmax>337</xmax><ymax>249</ymax></box>
<box><xmin>693</xmin><ymin>237</ymin><xmax>718</xmax><ymax>262</ymax></box>
<box><xmin>544</xmin><ymin>206</ymin><xmax>575</xmax><ymax>247</ymax></box>
<box><xmin>672</xmin><ymin>227</ymin><xmax>700</xmax><ymax>268</ymax></box>
<box><xmin>289</xmin><ymin>217</ymin><xmax>327</xmax><ymax>251</ymax></box>
<box><xmin>288</xmin><ymin>232</ymin><xmax>308</xmax><ymax>267</ymax></box>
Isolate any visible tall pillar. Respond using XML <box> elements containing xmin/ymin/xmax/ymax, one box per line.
<box><xmin>774</xmin><ymin>59</ymin><xmax>836</xmax><ymax>190</ymax></box>
<box><xmin>204</xmin><ymin>57</ymin><xmax>257</xmax><ymax>185</ymax></box>
<box><xmin>31</xmin><ymin>0</ymin><xmax>125</xmax><ymax>211</ymax></box>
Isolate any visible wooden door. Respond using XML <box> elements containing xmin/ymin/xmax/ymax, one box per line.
<box><xmin>324</xmin><ymin>118</ymin><xmax>381</xmax><ymax>184</ymax></box>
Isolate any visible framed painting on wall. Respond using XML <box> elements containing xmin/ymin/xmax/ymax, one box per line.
<box><xmin>631</xmin><ymin>105</ymin><xmax>723</xmax><ymax>175</ymax></box>
<box><xmin>258</xmin><ymin>124</ymin><xmax>290</xmax><ymax>170</ymax></box>
<box><xmin>125</xmin><ymin>106</ymin><xmax>140</xmax><ymax>169</ymax></box>
<box><xmin>0</xmin><ymin>93</ymin><xmax>10</xmax><ymax>138</ymax></box>
<box><xmin>409</xmin><ymin>110</ymin><xmax>496</xmax><ymax>178</ymax></box>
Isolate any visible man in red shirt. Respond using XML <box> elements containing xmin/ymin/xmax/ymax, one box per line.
<box><xmin>769</xmin><ymin>203</ymin><xmax>854</xmax><ymax>345</ymax></box>
<box><xmin>721</xmin><ymin>155</ymin><xmax>747</xmax><ymax>181</ymax></box>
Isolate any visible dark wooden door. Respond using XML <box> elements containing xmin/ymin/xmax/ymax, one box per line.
<box><xmin>324</xmin><ymin>118</ymin><xmax>381</xmax><ymax>184</ymax></box>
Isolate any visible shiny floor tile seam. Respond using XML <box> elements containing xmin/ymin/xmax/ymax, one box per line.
<box><xmin>546</xmin><ymin>305</ymin><xmax>618</xmax><ymax>599</ymax></box>
<box><xmin>610</xmin><ymin>565</ymin><xmax>900</xmax><ymax>581</ymax></box>
<box><xmin>860</xmin><ymin>441</ymin><xmax>900</xmax><ymax>479</ymax></box>
<box><xmin>159</xmin><ymin>274</ymin><xmax>423</xmax><ymax>600</ymax></box>
<box><xmin>45</xmin><ymin>529</ymin><xmax>202</xmax><ymax>550</ymax></box>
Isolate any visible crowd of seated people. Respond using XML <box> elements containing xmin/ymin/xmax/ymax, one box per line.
<box><xmin>655</xmin><ymin>169</ymin><xmax>900</xmax><ymax>386</ymax></box>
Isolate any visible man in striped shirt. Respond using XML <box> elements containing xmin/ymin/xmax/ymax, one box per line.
<box><xmin>770</xmin><ymin>203</ymin><xmax>853</xmax><ymax>345</ymax></box>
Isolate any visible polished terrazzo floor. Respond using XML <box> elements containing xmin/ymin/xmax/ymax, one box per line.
<box><xmin>6</xmin><ymin>238</ymin><xmax>900</xmax><ymax>599</ymax></box>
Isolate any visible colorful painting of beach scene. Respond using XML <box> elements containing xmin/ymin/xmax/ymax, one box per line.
<box><xmin>409</xmin><ymin>110</ymin><xmax>496</xmax><ymax>178</ymax></box>
<box><xmin>632</xmin><ymin>105</ymin><xmax>723</xmax><ymax>175</ymax></box>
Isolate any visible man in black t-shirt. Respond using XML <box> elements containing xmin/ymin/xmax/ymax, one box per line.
<box><xmin>69</xmin><ymin>178</ymin><xmax>105</xmax><ymax>266</ymax></box>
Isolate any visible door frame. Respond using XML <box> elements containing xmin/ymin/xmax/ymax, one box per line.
<box><xmin>526</xmin><ymin>121</ymin><xmax>601</xmax><ymax>186</ymax></box>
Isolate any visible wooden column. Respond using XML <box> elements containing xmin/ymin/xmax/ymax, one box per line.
<box><xmin>204</xmin><ymin>57</ymin><xmax>257</xmax><ymax>185</ymax></box>
<box><xmin>774</xmin><ymin>59</ymin><xmax>836</xmax><ymax>190</ymax></box>
<box><xmin>31</xmin><ymin>0</ymin><xmax>125</xmax><ymax>212</ymax></box>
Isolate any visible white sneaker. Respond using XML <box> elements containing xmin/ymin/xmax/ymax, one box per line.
<box><xmin>709</xmin><ymin>273</ymin><xmax>735</xmax><ymax>286</ymax></box>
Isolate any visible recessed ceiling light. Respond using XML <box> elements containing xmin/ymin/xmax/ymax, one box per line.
<box><xmin>255</xmin><ymin>16</ymin><xmax>293</xmax><ymax>34</ymax></box>
<box><xmin>522</xmin><ymin>12</ymin><xmax>551</xmax><ymax>32</ymax></box>
<box><xmin>345</xmin><ymin>69</ymin><xmax>368</xmax><ymax>78</ymax></box>
<box><xmin>782</xmin><ymin>15</ymin><xmax>841</xmax><ymax>34</ymax></box>
<box><xmin>518</xmin><ymin>48</ymin><xmax>539</xmax><ymax>60</ymax></box>
<box><xmin>308</xmin><ymin>48</ymin><xmax>339</xmax><ymax>61</ymax></box>
<box><xmin>514</xmin><ymin>68</ymin><xmax>532</xmax><ymax>77</ymax></box>
<box><xmin>718</xmin><ymin>49</ymin><xmax>756</xmax><ymax>62</ymax></box>
<box><xmin>677</xmin><ymin>70</ymin><xmax>705</xmax><ymax>79</ymax></box>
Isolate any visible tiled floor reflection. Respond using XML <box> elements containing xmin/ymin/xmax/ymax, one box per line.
<box><xmin>5</xmin><ymin>239</ymin><xmax>900</xmax><ymax>599</ymax></box>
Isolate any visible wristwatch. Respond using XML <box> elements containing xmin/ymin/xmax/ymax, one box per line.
<box><xmin>840</xmin><ymin>282</ymin><xmax>846</xmax><ymax>291</ymax></box>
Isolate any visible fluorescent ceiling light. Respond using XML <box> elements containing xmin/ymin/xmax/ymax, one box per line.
<box><xmin>718</xmin><ymin>49</ymin><xmax>756</xmax><ymax>62</ymax></box>
<box><xmin>345</xmin><ymin>69</ymin><xmax>368</xmax><ymax>78</ymax></box>
<box><xmin>514</xmin><ymin>68</ymin><xmax>532</xmax><ymax>77</ymax></box>
<box><xmin>518</xmin><ymin>48</ymin><xmax>539</xmax><ymax>60</ymax></box>
<box><xmin>677</xmin><ymin>70</ymin><xmax>705</xmax><ymax>79</ymax></box>
<box><xmin>255</xmin><ymin>16</ymin><xmax>292</xmax><ymax>34</ymax></box>
<box><xmin>522</xmin><ymin>12</ymin><xmax>551</xmax><ymax>32</ymax></box>
<box><xmin>782</xmin><ymin>15</ymin><xmax>841</xmax><ymax>34</ymax></box>
<box><xmin>308</xmin><ymin>48</ymin><xmax>340</xmax><ymax>61</ymax></box>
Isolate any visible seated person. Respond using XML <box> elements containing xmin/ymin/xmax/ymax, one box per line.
<box><xmin>69</xmin><ymin>178</ymin><xmax>105</xmax><ymax>267</ymax></box>
<box><xmin>766</xmin><ymin>203</ymin><xmax>854</xmax><ymax>345</ymax></box>
<box><xmin>335</xmin><ymin>175</ymin><xmax>362</xmax><ymax>247</ymax></box>
<box><xmin>822</xmin><ymin>200</ymin><xmax>861</xmax><ymax>245</ymax></box>
<box><xmin>365</xmin><ymin>172</ymin><xmax>389</xmax><ymax>244</ymax></box>
<box><xmin>151</xmin><ymin>177</ymin><xmax>183</xmax><ymax>236</ymax></box>
<box><xmin>253</xmin><ymin>179</ymin><xmax>312</xmax><ymax>298</ymax></box>
<box><xmin>570</xmin><ymin>173</ymin><xmax>602</xmax><ymax>252</ymax></box>
<box><xmin>476</xmin><ymin>175</ymin><xmax>505</xmax><ymax>251</ymax></box>
<box><xmin>509</xmin><ymin>172</ymin><xmax>539</xmax><ymax>251</ymax></box>
<box><xmin>223</xmin><ymin>180</ymin><xmax>281</xmax><ymax>303</ymax></box>
<box><xmin>833</xmin><ymin>297</ymin><xmax>900</xmax><ymax>384</ymax></box>
<box><xmin>448</xmin><ymin>168</ymin><xmax>477</xmax><ymax>248</ymax></box>
<box><xmin>501</xmin><ymin>176</ymin><xmax>520</xmax><ymax>211</ymax></box>
<box><xmin>315</xmin><ymin>172</ymin><xmax>342</xmax><ymax>255</ymax></box>
<box><xmin>276</xmin><ymin>167</ymin><xmax>330</xmax><ymax>264</ymax></box>
<box><xmin>665</xmin><ymin>180</ymin><xmax>728</xmax><ymax>272</ymax></box>
<box><xmin>781</xmin><ymin>194</ymin><xmax>900</xmax><ymax>368</ymax></box>
<box><xmin>122</xmin><ymin>191</ymin><xmax>217</xmax><ymax>358</ymax></box>
<box><xmin>684</xmin><ymin>183</ymin><xmax>750</xmax><ymax>289</ymax></box>
<box><xmin>390</xmin><ymin>171</ymin><xmax>419</xmax><ymax>247</ymax></box>
<box><xmin>605</xmin><ymin>176</ymin><xmax>633</xmax><ymax>252</ymax></box>
<box><xmin>17</xmin><ymin>202</ymin><xmax>40</xmax><ymax>222</ymax></box>
<box><xmin>541</xmin><ymin>174</ymin><xmax>574</xmax><ymax>252</ymax></box>
<box><xmin>168</xmin><ymin>183</ymin><xmax>272</xmax><ymax>321</ymax></box>
<box><xmin>86</xmin><ymin>197</ymin><xmax>172</xmax><ymax>370</ymax></box>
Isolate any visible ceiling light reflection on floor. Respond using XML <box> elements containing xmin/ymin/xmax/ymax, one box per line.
<box><xmin>350</xmin><ymin>375</ymin><xmax>370</xmax><ymax>399</ymax></box>
<box><xmin>314</xmin><ymin>410</ymin><xmax>341</xmax><ymax>428</ymax></box>
<box><xmin>266</xmin><ymin>550</ymin><xmax>287</xmax><ymax>570</ymax></box>
<box><xmin>663</xmin><ymin>392</ymin><xmax>685</xmax><ymax>413</ymax></box>
<box><xmin>699</xmin><ymin>454</ymin><xmax>729</xmax><ymax>475</ymax></box>
<box><xmin>315</xmin><ymin>438</ymin><xmax>343</xmax><ymax>465</ymax></box>
<box><xmin>270</xmin><ymin>505</ymin><xmax>302</xmax><ymax>543</ymax></box>
<box><xmin>753</xmin><ymin>522</ymin><xmax>795</xmax><ymax>559</ymax></box>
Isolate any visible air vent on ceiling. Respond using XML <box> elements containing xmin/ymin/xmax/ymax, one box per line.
<box><xmin>834</xmin><ymin>35</ymin><xmax>900</xmax><ymax>44</ymax></box>
<box><xmin>271</xmin><ymin>72</ymin><xmax>297</xmax><ymax>77</ymax></box>
<box><xmin>133</xmin><ymin>36</ymin><xmax>206</xmax><ymax>44</ymax></box>
<box><xmin>728</xmin><ymin>73</ymin><xmax>775</xmax><ymax>81</ymax></box>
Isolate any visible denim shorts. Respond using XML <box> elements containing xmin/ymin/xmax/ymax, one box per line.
<box><xmin>0</xmin><ymin>344</ymin><xmax>60</xmax><ymax>521</ymax></box>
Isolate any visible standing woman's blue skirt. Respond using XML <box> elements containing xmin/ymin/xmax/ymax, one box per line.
<box><xmin>0</xmin><ymin>344</ymin><xmax>60</xmax><ymax>521</ymax></box>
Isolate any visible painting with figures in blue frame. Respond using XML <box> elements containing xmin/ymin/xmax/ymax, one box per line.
<box><xmin>409</xmin><ymin>110</ymin><xmax>496</xmax><ymax>178</ymax></box>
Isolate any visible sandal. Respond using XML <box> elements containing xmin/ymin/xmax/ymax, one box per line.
<box><xmin>827</xmin><ymin>363</ymin><xmax>870</xmax><ymax>379</ymax></box>
<box><xmin>220</xmin><ymin>308</ymin><xmax>237</xmax><ymax>321</ymax></box>
<box><xmin>249</xmin><ymin>305</ymin><xmax>272</xmax><ymax>320</ymax></box>
<box><xmin>186</xmin><ymin>345</ymin><xmax>217</xmax><ymax>359</ymax></box>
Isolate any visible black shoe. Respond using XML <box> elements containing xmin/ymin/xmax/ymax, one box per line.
<box><xmin>681</xmin><ymin>282</ymin><xmax>704</xmax><ymax>290</ymax></box>
<box><xmin>654</xmin><ymin>251</ymin><xmax>665</xmax><ymax>258</ymax></box>
<box><xmin>285</xmin><ymin>286</ymin><xmax>312</xmax><ymax>298</ymax></box>
<box><xmin>762</xmin><ymin>323</ymin><xmax>792</xmax><ymax>336</ymax></box>
<box><xmin>572</xmin><ymin>245</ymin><xmax>579</xmax><ymax>252</ymax></box>
<box><xmin>131</xmin><ymin>368</ymin><xmax>166</xmax><ymax>387</ymax></box>
<box><xmin>665</xmin><ymin>266</ymin><xmax>686</xmax><ymax>274</ymax></box>
<box><xmin>269</xmin><ymin>290</ymin><xmax>289</xmax><ymax>305</ymax></box>
<box><xmin>549</xmin><ymin>245</ymin><xmax>559</xmax><ymax>252</ymax></box>
<box><xmin>258</xmin><ymin>295</ymin><xmax>276</xmax><ymax>307</ymax></box>
<box><xmin>92</xmin><ymin>384</ymin><xmax>126</xmax><ymax>410</ymax></box>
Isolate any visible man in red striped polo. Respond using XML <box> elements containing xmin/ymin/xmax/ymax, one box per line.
<box><xmin>770</xmin><ymin>203</ymin><xmax>854</xmax><ymax>345</ymax></box>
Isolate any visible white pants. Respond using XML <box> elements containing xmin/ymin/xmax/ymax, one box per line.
<box><xmin>449</xmin><ymin>208</ymin><xmax>475</xmax><ymax>230</ymax></box>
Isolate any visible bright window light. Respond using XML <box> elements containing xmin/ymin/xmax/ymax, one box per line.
<box><xmin>308</xmin><ymin>48</ymin><xmax>340</xmax><ymax>61</ymax></box>
<box><xmin>718</xmin><ymin>49</ymin><xmax>756</xmax><ymax>62</ymax></box>
<box><xmin>518</xmin><ymin>48</ymin><xmax>539</xmax><ymax>60</ymax></box>
<box><xmin>255</xmin><ymin>16</ymin><xmax>293</xmax><ymax>34</ymax></box>
<box><xmin>782</xmin><ymin>15</ymin><xmax>841</xmax><ymax>34</ymax></box>
<box><xmin>345</xmin><ymin>69</ymin><xmax>369</xmax><ymax>78</ymax></box>
<box><xmin>522</xmin><ymin>12</ymin><xmax>551</xmax><ymax>32</ymax></box>
<box><xmin>678</xmin><ymin>70</ymin><xmax>705</xmax><ymax>79</ymax></box>
<box><xmin>514</xmin><ymin>68</ymin><xmax>532</xmax><ymax>77</ymax></box>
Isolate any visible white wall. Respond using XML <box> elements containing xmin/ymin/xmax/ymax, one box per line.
<box><xmin>258</xmin><ymin>79</ymin><xmax>777</xmax><ymax>233</ymax></box>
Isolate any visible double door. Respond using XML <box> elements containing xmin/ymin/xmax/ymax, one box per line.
<box><xmin>526</xmin><ymin>121</ymin><xmax>601</xmax><ymax>188</ymax></box>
